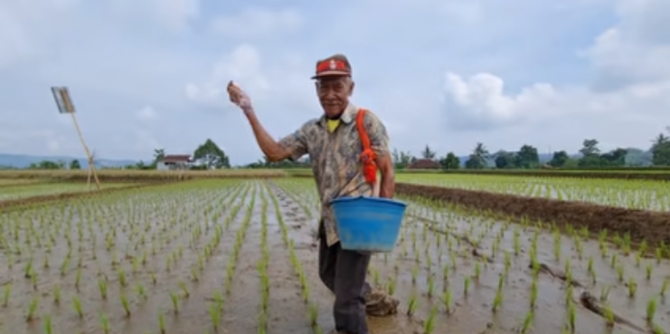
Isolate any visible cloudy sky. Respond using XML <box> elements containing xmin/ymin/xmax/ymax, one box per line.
<box><xmin>1</xmin><ymin>0</ymin><xmax>668</xmax><ymax>165</ymax></box>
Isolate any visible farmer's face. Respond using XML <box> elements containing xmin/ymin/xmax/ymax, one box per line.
<box><xmin>315</xmin><ymin>76</ymin><xmax>354</xmax><ymax>118</ymax></box>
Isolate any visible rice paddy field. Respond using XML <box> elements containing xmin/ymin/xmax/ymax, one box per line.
<box><xmin>397</xmin><ymin>174</ymin><xmax>670</xmax><ymax>211</ymax></box>
<box><xmin>0</xmin><ymin>173</ymin><xmax>668</xmax><ymax>334</ymax></box>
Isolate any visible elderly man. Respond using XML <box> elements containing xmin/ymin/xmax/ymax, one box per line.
<box><xmin>227</xmin><ymin>54</ymin><xmax>399</xmax><ymax>334</ymax></box>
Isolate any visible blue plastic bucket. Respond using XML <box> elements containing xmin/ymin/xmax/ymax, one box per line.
<box><xmin>330</xmin><ymin>196</ymin><xmax>408</xmax><ymax>252</ymax></box>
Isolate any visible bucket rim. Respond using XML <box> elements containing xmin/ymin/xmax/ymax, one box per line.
<box><xmin>329</xmin><ymin>195</ymin><xmax>407</xmax><ymax>207</ymax></box>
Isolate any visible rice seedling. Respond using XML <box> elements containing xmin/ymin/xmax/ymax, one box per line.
<box><xmin>407</xmin><ymin>292</ymin><xmax>418</xmax><ymax>317</ymax></box>
<box><xmin>100</xmin><ymin>314</ymin><xmax>110</xmax><ymax>334</ymax></box>
<box><xmin>424</xmin><ymin>305</ymin><xmax>438</xmax><ymax>334</ymax></box>
<box><xmin>661</xmin><ymin>278</ymin><xmax>668</xmax><ymax>296</ymax></box>
<box><xmin>72</xmin><ymin>296</ymin><xmax>83</xmax><ymax>318</ymax></box>
<box><xmin>628</xmin><ymin>278</ymin><xmax>637</xmax><ymax>298</ymax></box>
<box><xmin>26</xmin><ymin>296</ymin><xmax>39</xmax><ymax>321</ymax></box>
<box><xmin>159</xmin><ymin>312</ymin><xmax>166</xmax><ymax>334</ymax></box>
<box><xmin>567</xmin><ymin>301</ymin><xmax>576</xmax><ymax>333</ymax></box>
<box><xmin>170</xmin><ymin>291</ymin><xmax>179</xmax><ymax>314</ymax></box>
<box><xmin>521</xmin><ymin>310</ymin><xmax>534</xmax><ymax>334</ymax></box>
<box><xmin>120</xmin><ymin>293</ymin><xmax>131</xmax><ymax>317</ymax></box>
<box><xmin>3</xmin><ymin>283</ymin><xmax>11</xmax><ymax>307</ymax></box>
<box><xmin>43</xmin><ymin>314</ymin><xmax>52</xmax><ymax>334</ymax></box>
<box><xmin>53</xmin><ymin>285</ymin><xmax>61</xmax><ymax>304</ymax></box>
<box><xmin>646</xmin><ymin>297</ymin><xmax>657</xmax><ymax>323</ymax></box>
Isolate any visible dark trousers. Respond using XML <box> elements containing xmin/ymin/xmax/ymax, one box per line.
<box><xmin>318</xmin><ymin>221</ymin><xmax>372</xmax><ymax>334</ymax></box>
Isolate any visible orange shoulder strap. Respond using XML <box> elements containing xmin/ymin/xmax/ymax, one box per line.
<box><xmin>356</xmin><ymin>109</ymin><xmax>377</xmax><ymax>185</ymax></box>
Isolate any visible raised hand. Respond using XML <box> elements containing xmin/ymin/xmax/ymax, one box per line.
<box><xmin>227</xmin><ymin>81</ymin><xmax>253</xmax><ymax>110</ymax></box>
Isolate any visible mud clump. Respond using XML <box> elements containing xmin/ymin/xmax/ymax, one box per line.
<box><xmin>396</xmin><ymin>183</ymin><xmax>670</xmax><ymax>248</ymax></box>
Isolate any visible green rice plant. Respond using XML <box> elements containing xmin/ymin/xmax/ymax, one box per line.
<box><xmin>520</xmin><ymin>310</ymin><xmax>534</xmax><ymax>334</ymax></box>
<box><xmin>603</xmin><ymin>305</ymin><xmax>615</xmax><ymax>327</ymax></box>
<box><xmin>159</xmin><ymin>312</ymin><xmax>166</xmax><ymax>334</ymax></box>
<box><xmin>118</xmin><ymin>269</ymin><xmax>127</xmax><ymax>287</ymax></box>
<box><xmin>513</xmin><ymin>229</ymin><xmax>521</xmax><ymax>256</ymax></box>
<box><xmin>208</xmin><ymin>303</ymin><xmax>221</xmax><ymax>332</ymax></box>
<box><xmin>26</xmin><ymin>296</ymin><xmax>39</xmax><ymax>321</ymax></box>
<box><xmin>100</xmin><ymin>314</ymin><xmax>110</xmax><ymax>334</ymax></box>
<box><xmin>464</xmin><ymin>276</ymin><xmax>471</xmax><ymax>296</ymax></box>
<box><xmin>98</xmin><ymin>279</ymin><xmax>108</xmax><ymax>299</ymax></box>
<box><xmin>616</xmin><ymin>265</ymin><xmax>624</xmax><ymax>282</ymax></box>
<box><xmin>600</xmin><ymin>286</ymin><xmax>611</xmax><ymax>302</ymax></box>
<box><xmin>492</xmin><ymin>288</ymin><xmax>503</xmax><ymax>313</ymax></box>
<box><xmin>424</xmin><ymin>305</ymin><xmax>438</xmax><ymax>334</ymax></box>
<box><xmin>628</xmin><ymin>278</ymin><xmax>637</xmax><ymax>298</ymax></box>
<box><xmin>652</xmin><ymin>324</ymin><xmax>664</xmax><ymax>334</ymax></box>
<box><xmin>646</xmin><ymin>264</ymin><xmax>653</xmax><ymax>280</ymax></box>
<box><xmin>75</xmin><ymin>268</ymin><xmax>82</xmax><ymax>291</ymax></box>
<box><xmin>442</xmin><ymin>288</ymin><xmax>452</xmax><ymax>314</ymax></box>
<box><xmin>53</xmin><ymin>284</ymin><xmax>61</xmax><ymax>304</ymax></box>
<box><xmin>170</xmin><ymin>292</ymin><xmax>179</xmax><ymax>313</ymax></box>
<box><xmin>568</xmin><ymin>301</ymin><xmax>576</xmax><ymax>333</ymax></box>
<box><xmin>43</xmin><ymin>314</ymin><xmax>52</xmax><ymax>334</ymax></box>
<box><xmin>309</xmin><ymin>303</ymin><xmax>319</xmax><ymax>329</ymax></box>
<box><xmin>565</xmin><ymin>284</ymin><xmax>573</xmax><ymax>305</ymax></box>
<box><xmin>474</xmin><ymin>261</ymin><xmax>481</xmax><ymax>280</ymax></box>
<box><xmin>24</xmin><ymin>259</ymin><xmax>33</xmax><ymax>278</ymax></box>
<box><xmin>411</xmin><ymin>266</ymin><xmax>418</xmax><ymax>284</ymax></box>
<box><xmin>3</xmin><ymin>283</ymin><xmax>11</xmax><ymax>307</ymax></box>
<box><xmin>136</xmin><ymin>284</ymin><xmax>146</xmax><ymax>301</ymax></box>
<box><xmin>646</xmin><ymin>297</ymin><xmax>657</xmax><ymax>323</ymax></box>
<box><xmin>635</xmin><ymin>253</ymin><xmax>642</xmax><ymax>267</ymax></box>
<box><xmin>406</xmin><ymin>292</ymin><xmax>418</xmax><ymax>317</ymax></box>
<box><xmin>179</xmin><ymin>280</ymin><xmax>190</xmax><ymax>298</ymax></box>
<box><xmin>387</xmin><ymin>277</ymin><xmax>396</xmax><ymax>296</ymax></box>
<box><xmin>661</xmin><ymin>278</ymin><xmax>668</xmax><ymax>296</ymax></box>
<box><xmin>610</xmin><ymin>253</ymin><xmax>617</xmax><ymax>268</ymax></box>
<box><xmin>120</xmin><ymin>293</ymin><xmax>131</xmax><ymax>317</ymax></box>
<box><xmin>72</xmin><ymin>296</ymin><xmax>83</xmax><ymax>318</ymax></box>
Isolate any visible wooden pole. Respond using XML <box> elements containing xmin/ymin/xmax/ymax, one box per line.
<box><xmin>70</xmin><ymin>112</ymin><xmax>101</xmax><ymax>191</ymax></box>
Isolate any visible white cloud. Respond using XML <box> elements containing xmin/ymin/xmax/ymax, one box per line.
<box><xmin>137</xmin><ymin>106</ymin><xmax>158</xmax><ymax>121</ymax></box>
<box><xmin>210</xmin><ymin>8</ymin><xmax>302</xmax><ymax>39</ymax></box>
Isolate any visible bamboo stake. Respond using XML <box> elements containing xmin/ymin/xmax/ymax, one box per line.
<box><xmin>70</xmin><ymin>112</ymin><xmax>101</xmax><ymax>191</ymax></box>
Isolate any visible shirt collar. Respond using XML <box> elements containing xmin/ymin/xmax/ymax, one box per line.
<box><xmin>319</xmin><ymin>103</ymin><xmax>357</xmax><ymax>127</ymax></box>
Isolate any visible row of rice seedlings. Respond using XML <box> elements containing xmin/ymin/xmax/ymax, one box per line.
<box><xmin>256</xmin><ymin>193</ymin><xmax>271</xmax><ymax>334</ymax></box>
<box><xmin>268</xmin><ymin>185</ymin><xmax>324</xmax><ymax>334</ymax></box>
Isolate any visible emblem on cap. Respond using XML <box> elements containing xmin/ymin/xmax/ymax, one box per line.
<box><xmin>329</xmin><ymin>60</ymin><xmax>336</xmax><ymax>70</ymax></box>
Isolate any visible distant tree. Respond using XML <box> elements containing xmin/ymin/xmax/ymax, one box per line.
<box><xmin>652</xmin><ymin>143</ymin><xmax>670</xmax><ymax>165</ymax></box>
<box><xmin>465</xmin><ymin>142</ymin><xmax>489</xmax><ymax>169</ymax></box>
<box><xmin>440</xmin><ymin>152</ymin><xmax>460</xmax><ymax>170</ymax></box>
<box><xmin>548</xmin><ymin>151</ymin><xmax>569</xmax><ymax>167</ymax></box>
<box><xmin>392</xmin><ymin>149</ymin><xmax>413</xmax><ymax>169</ymax></box>
<box><xmin>193</xmin><ymin>139</ymin><xmax>230</xmax><ymax>169</ymax></box>
<box><xmin>493</xmin><ymin>150</ymin><xmax>516</xmax><ymax>169</ymax></box>
<box><xmin>150</xmin><ymin>148</ymin><xmax>165</xmax><ymax>169</ymax></box>
<box><xmin>579</xmin><ymin>139</ymin><xmax>600</xmax><ymax>157</ymax></box>
<box><xmin>600</xmin><ymin>148</ymin><xmax>628</xmax><ymax>167</ymax></box>
<box><xmin>420</xmin><ymin>145</ymin><xmax>437</xmax><ymax>160</ymax></box>
<box><xmin>514</xmin><ymin>145</ymin><xmax>540</xmax><ymax>168</ymax></box>
<box><xmin>651</xmin><ymin>126</ymin><xmax>670</xmax><ymax>166</ymax></box>
<box><xmin>69</xmin><ymin>159</ymin><xmax>81</xmax><ymax>170</ymax></box>
<box><xmin>578</xmin><ymin>139</ymin><xmax>605</xmax><ymax>167</ymax></box>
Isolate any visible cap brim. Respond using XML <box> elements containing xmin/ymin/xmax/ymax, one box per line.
<box><xmin>311</xmin><ymin>70</ymin><xmax>351</xmax><ymax>80</ymax></box>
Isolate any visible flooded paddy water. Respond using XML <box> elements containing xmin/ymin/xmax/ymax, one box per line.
<box><xmin>0</xmin><ymin>178</ymin><xmax>667</xmax><ymax>334</ymax></box>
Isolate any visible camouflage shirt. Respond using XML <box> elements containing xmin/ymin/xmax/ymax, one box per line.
<box><xmin>278</xmin><ymin>103</ymin><xmax>391</xmax><ymax>247</ymax></box>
